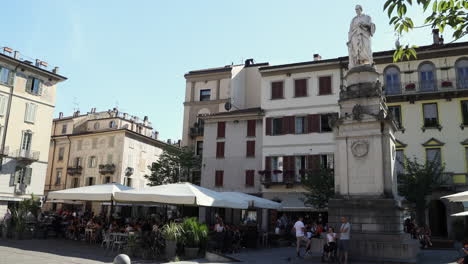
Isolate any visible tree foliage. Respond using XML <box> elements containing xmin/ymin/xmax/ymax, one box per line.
<box><xmin>301</xmin><ymin>168</ymin><xmax>335</xmax><ymax>210</ymax></box>
<box><xmin>383</xmin><ymin>0</ymin><xmax>468</xmax><ymax>61</ymax></box>
<box><xmin>145</xmin><ymin>147</ymin><xmax>201</xmax><ymax>186</ymax></box>
<box><xmin>397</xmin><ymin>155</ymin><xmax>446</xmax><ymax>225</ymax></box>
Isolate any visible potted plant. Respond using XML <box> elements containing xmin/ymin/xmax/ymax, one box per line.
<box><xmin>441</xmin><ymin>80</ymin><xmax>453</xmax><ymax>88</ymax></box>
<box><xmin>181</xmin><ymin>217</ymin><xmax>208</xmax><ymax>259</ymax></box>
<box><xmin>162</xmin><ymin>221</ymin><xmax>183</xmax><ymax>260</ymax></box>
<box><xmin>405</xmin><ymin>83</ymin><xmax>416</xmax><ymax>90</ymax></box>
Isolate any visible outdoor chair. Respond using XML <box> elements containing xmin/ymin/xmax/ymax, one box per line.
<box><xmin>101</xmin><ymin>231</ymin><xmax>112</xmax><ymax>249</ymax></box>
<box><xmin>111</xmin><ymin>234</ymin><xmax>127</xmax><ymax>252</ymax></box>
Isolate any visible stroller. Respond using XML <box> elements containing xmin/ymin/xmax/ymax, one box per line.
<box><xmin>321</xmin><ymin>241</ymin><xmax>338</xmax><ymax>263</ymax></box>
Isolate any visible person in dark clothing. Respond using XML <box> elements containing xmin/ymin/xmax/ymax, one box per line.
<box><xmin>457</xmin><ymin>241</ymin><xmax>468</xmax><ymax>264</ymax></box>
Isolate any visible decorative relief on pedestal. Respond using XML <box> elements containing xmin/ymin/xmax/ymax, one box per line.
<box><xmin>351</xmin><ymin>140</ymin><xmax>369</xmax><ymax>158</ymax></box>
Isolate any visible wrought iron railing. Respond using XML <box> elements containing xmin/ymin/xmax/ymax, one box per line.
<box><xmin>384</xmin><ymin>79</ymin><xmax>468</xmax><ymax>96</ymax></box>
<box><xmin>13</xmin><ymin>149</ymin><xmax>40</xmax><ymax>162</ymax></box>
<box><xmin>99</xmin><ymin>164</ymin><xmax>116</xmax><ymax>174</ymax></box>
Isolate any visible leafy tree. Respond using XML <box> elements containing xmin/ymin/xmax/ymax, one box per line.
<box><xmin>397</xmin><ymin>155</ymin><xmax>445</xmax><ymax>226</ymax></box>
<box><xmin>301</xmin><ymin>168</ymin><xmax>335</xmax><ymax>210</ymax></box>
<box><xmin>383</xmin><ymin>0</ymin><xmax>468</xmax><ymax>61</ymax></box>
<box><xmin>145</xmin><ymin>147</ymin><xmax>201</xmax><ymax>186</ymax></box>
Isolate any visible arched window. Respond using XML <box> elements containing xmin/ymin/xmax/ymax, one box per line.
<box><xmin>456</xmin><ymin>58</ymin><xmax>468</xmax><ymax>89</ymax></box>
<box><xmin>384</xmin><ymin>66</ymin><xmax>401</xmax><ymax>95</ymax></box>
<box><xmin>419</xmin><ymin>62</ymin><xmax>436</xmax><ymax>92</ymax></box>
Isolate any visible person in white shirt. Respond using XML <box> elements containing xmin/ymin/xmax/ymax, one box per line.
<box><xmin>339</xmin><ymin>216</ymin><xmax>351</xmax><ymax>264</ymax></box>
<box><xmin>292</xmin><ymin>216</ymin><xmax>311</xmax><ymax>258</ymax></box>
<box><xmin>323</xmin><ymin>227</ymin><xmax>337</xmax><ymax>261</ymax></box>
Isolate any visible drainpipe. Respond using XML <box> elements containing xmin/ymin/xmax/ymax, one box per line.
<box><xmin>63</xmin><ymin>136</ymin><xmax>71</xmax><ymax>189</ymax></box>
<box><xmin>47</xmin><ymin>121</ymin><xmax>57</xmax><ymax>193</ymax></box>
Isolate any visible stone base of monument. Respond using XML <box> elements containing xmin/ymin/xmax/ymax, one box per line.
<box><xmin>328</xmin><ymin>198</ymin><xmax>420</xmax><ymax>263</ymax></box>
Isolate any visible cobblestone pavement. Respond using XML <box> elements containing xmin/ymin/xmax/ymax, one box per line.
<box><xmin>0</xmin><ymin>239</ymin><xmax>461</xmax><ymax>264</ymax></box>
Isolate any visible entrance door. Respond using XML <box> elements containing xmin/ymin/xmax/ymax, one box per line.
<box><xmin>428</xmin><ymin>200</ymin><xmax>448</xmax><ymax>237</ymax></box>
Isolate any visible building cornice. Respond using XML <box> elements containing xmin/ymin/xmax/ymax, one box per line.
<box><xmin>0</xmin><ymin>53</ymin><xmax>67</xmax><ymax>81</ymax></box>
<box><xmin>183</xmin><ymin>98</ymin><xmax>229</xmax><ymax>106</ymax></box>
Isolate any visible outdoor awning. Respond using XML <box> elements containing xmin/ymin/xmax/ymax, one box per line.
<box><xmin>441</xmin><ymin>191</ymin><xmax>468</xmax><ymax>202</ymax></box>
<box><xmin>451</xmin><ymin>211</ymin><xmax>468</xmax><ymax>217</ymax></box>
<box><xmin>222</xmin><ymin>192</ymin><xmax>281</xmax><ymax>209</ymax></box>
<box><xmin>45</xmin><ymin>199</ymin><xmax>84</xmax><ymax>204</ymax></box>
<box><xmin>262</xmin><ymin>192</ymin><xmax>320</xmax><ymax>212</ymax></box>
<box><xmin>47</xmin><ymin>183</ymin><xmax>134</xmax><ymax>202</ymax></box>
<box><xmin>114</xmin><ymin>182</ymin><xmax>248</xmax><ymax>209</ymax></box>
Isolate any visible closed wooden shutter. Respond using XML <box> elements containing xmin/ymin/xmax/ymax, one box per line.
<box><xmin>215</xmin><ymin>170</ymin><xmax>224</xmax><ymax>186</ymax></box>
<box><xmin>307</xmin><ymin>114</ymin><xmax>320</xmax><ymax>133</ymax></box>
<box><xmin>288</xmin><ymin>116</ymin><xmax>295</xmax><ymax>134</ymax></box>
<box><xmin>216</xmin><ymin>142</ymin><xmax>225</xmax><ymax>158</ymax></box>
<box><xmin>247</xmin><ymin>120</ymin><xmax>256</xmax><ymax>137</ymax></box>
<box><xmin>245</xmin><ymin>170</ymin><xmax>255</xmax><ymax>186</ymax></box>
<box><xmin>246</xmin><ymin>141</ymin><xmax>255</xmax><ymax>157</ymax></box>
<box><xmin>319</xmin><ymin>76</ymin><xmax>332</xmax><ymax>95</ymax></box>
<box><xmin>217</xmin><ymin>122</ymin><xmax>226</xmax><ymax>138</ymax></box>
<box><xmin>294</xmin><ymin>79</ymin><xmax>307</xmax><ymax>97</ymax></box>
<box><xmin>307</xmin><ymin>155</ymin><xmax>321</xmax><ymax>173</ymax></box>
<box><xmin>271</xmin><ymin>81</ymin><xmax>283</xmax><ymax>99</ymax></box>
<box><xmin>265</xmin><ymin>118</ymin><xmax>272</xmax><ymax>135</ymax></box>
<box><xmin>282</xmin><ymin>117</ymin><xmax>288</xmax><ymax>135</ymax></box>
<box><xmin>265</xmin><ymin>157</ymin><xmax>271</xmax><ymax>171</ymax></box>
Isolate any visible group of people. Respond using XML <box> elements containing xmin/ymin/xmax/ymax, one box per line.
<box><xmin>212</xmin><ymin>217</ymin><xmax>242</xmax><ymax>253</ymax></box>
<box><xmin>293</xmin><ymin>216</ymin><xmax>350</xmax><ymax>264</ymax></box>
<box><xmin>404</xmin><ymin>218</ymin><xmax>433</xmax><ymax>248</ymax></box>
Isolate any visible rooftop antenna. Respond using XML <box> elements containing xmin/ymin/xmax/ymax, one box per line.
<box><xmin>72</xmin><ymin>97</ymin><xmax>80</xmax><ymax>112</ymax></box>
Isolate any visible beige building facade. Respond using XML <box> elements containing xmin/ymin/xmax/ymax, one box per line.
<box><xmin>0</xmin><ymin>48</ymin><xmax>66</xmax><ymax>218</ymax></box>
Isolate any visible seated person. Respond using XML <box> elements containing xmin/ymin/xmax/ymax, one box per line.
<box><xmin>458</xmin><ymin>241</ymin><xmax>468</xmax><ymax>264</ymax></box>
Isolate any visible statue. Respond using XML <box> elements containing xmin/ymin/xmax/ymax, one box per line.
<box><xmin>347</xmin><ymin>5</ymin><xmax>376</xmax><ymax>69</ymax></box>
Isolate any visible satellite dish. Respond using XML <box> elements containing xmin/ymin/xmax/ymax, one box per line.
<box><xmin>224</xmin><ymin>102</ymin><xmax>232</xmax><ymax>111</ymax></box>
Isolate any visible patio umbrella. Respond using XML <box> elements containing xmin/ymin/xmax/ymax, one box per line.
<box><xmin>451</xmin><ymin>211</ymin><xmax>468</xmax><ymax>217</ymax></box>
<box><xmin>221</xmin><ymin>192</ymin><xmax>281</xmax><ymax>209</ymax></box>
<box><xmin>114</xmin><ymin>182</ymin><xmax>248</xmax><ymax>209</ymax></box>
<box><xmin>441</xmin><ymin>191</ymin><xmax>468</xmax><ymax>202</ymax></box>
<box><xmin>47</xmin><ymin>183</ymin><xmax>134</xmax><ymax>202</ymax></box>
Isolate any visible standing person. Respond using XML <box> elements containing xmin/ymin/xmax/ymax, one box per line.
<box><xmin>338</xmin><ymin>216</ymin><xmax>351</xmax><ymax>264</ymax></box>
<box><xmin>292</xmin><ymin>216</ymin><xmax>311</xmax><ymax>258</ymax></box>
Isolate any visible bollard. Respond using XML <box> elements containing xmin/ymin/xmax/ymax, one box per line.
<box><xmin>113</xmin><ymin>254</ymin><xmax>131</xmax><ymax>264</ymax></box>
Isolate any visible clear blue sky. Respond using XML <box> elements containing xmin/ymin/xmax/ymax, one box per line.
<box><xmin>2</xmin><ymin>0</ymin><xmax>465</xmax><ymax>141</ymax></box>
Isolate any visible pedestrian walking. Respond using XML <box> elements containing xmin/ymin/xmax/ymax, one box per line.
<box><xmin>292</xmin><ymin>216</ymin><xmax>311</xmax><ymax>258</ymax></box>
<box><xmin>338</xmin><ymin>216</ymin><xmax>351</xmax><ymax>264</ymax></box>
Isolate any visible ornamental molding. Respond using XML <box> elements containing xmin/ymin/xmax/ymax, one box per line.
<box><xmin>351</xmin><ymin>140</ymin><xmax>369</xmax><ymax>158</ymax></box>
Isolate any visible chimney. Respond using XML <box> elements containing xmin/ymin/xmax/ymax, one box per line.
<box><xmin>59</xmin><ymin>112</ymin><xmax>63</xmax><ymax>119</ymax></box>
<box><xmin>73</xmin><ymin>110</ymin><xmax>80</xmax><ymax>117</ymax></box>
<box><xmin>432</xmin><ymin>29</ymin><xmax>440</xmax><ymax>45</ymax></box>
<box><xmin>313</xmin><ymin>54</ymin><xmax>322</xmax><ymax>61</ymax></box>
<box><xmin>154</xmin><ymin>131</ymin><xmax>159</xmax><ymax>140</ymax></box>
<box><xmin>439</xmin><ymin>35</ymin><xmax>444</xmax><ymax>45</ymax></box>
<box><xmin>35</xmin><ymin>59</ymin><xmax>41</xmax><ymax>67</ymax></box>
<box><xmin>167</xmin><ymin>139</ymin><xmax>172</xmax><ymax>144</ymax></box>
<box><xmin>3</xmin><ymin>47</ymin><xmax>13</xmax><ymax>55</ymax></box>
<box><xmin>53</xmin><ymin>67</ymin><xmax>59</xmax><ymax>74</ymax></box>
<box><xmin>143</xmin><ymin>116</ymin><xmax>148</xmax><ymax>125</ymax></box>
<box><xmin>13</xmin><ymin>51</ymin><xmax>20</xmax><ymax>60</ymax></box>
<box><xmin>123</xmin><ymin>113</ymin><xmax>128</xmax><ymax>119</ymax></box>
<box><xmin>244</xmin><ymin>58</ymin><xmax>254</xmax><ymax>67</ymax></box>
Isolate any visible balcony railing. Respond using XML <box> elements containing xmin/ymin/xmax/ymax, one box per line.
<box><xmin>384</xmin><ymin>79</ymin><xmax>468</xmax><ymax>96</ymax></box>
<box><xmin>189</xmin><ymin>127</ymin><xmax>204</xmax><ymax>138</ymax></box>
<box><xmin>99</xmin><ymin>164</ymin><xmax>116</xmax><ymax>174</ymax></box>
<box><xmin>67</xmin><ymin>166</ymin><xmax>83</xmax><ymax>175</ymax></box>
<box><xmin>440</xmin><ymin>173</ymin><xmax>468</xmax><ymax>187</ymax></box>
<box><xmin>13</xmin><ymin>149</ymin><xmax>40</xmax><ymax>163</ymax></box>
<box><xmin>260</xmin><ymin>170</ymin><xmax>301</xmax><ymax>188</ymax></box>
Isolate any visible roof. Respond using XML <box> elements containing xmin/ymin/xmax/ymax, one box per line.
<box><xmin>0</xmin><ymin>52</ymin><xmax>67</xmax><ymax>81</ymax></box>
<box><xmin>184</xmin><ymin>65</ymin><xmax>233</xmax><ymax>77</ymax></box>
<box><xmin>259</xmin><ymin>41</ymin><xmax>468</xmax><ymax>71</ymax></box>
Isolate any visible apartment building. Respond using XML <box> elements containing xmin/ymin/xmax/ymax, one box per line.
<box><xmin>0</xmin><ymin>47</ymin><xmax>66</xmax><ymax>218</ymax></box>
<box><xmin>45</xmin><ymin>108</ymin><xmax>175</xmax><ymax>212</ymax></box>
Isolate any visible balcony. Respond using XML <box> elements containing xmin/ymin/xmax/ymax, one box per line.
<box><xmin>14</xmin><ymin>183</ymin><xmax>26</xmax><ymax>195</ymax></box>
<box><xmin>125</xmin><ymin>167</ymin><xmax>134</xmax><ymax>176</ymax></box>
<box><xmin>13</xmin><ymin>149</ymin><xmax>40</xmax><ymax>163</ymax></box>
<box><xmin>260</xmin><ymin>170</ymin><xmax>301</xmax><ymax>188</ymax></box>
<box><xmin>67</xmin><ymin>166</ymin><xmax>83</xmax><ymax>175</ymax></box>
<box><xmin>384</xmin><ymin>79</ymin><xmax>468</xmax><ymax>102</ymax></box>
<box><xmin>189</xmin><ymin>127</ymin><xmax>204</xmax><ymax>138</ymax></box>
<box><xmin>440</xmin><ymin>173</ymin><xmax>468</xmax><ymax>189</ymax></box>
<box><xmin>99</xmin><ymin>164</ymin><xmax>116</xmax><ymax>175</ymax></box>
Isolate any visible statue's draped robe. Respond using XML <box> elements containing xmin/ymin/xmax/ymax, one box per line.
<box><xmin>347</xmin><ymin>14</ymin><xmax>375</xmax><ymax>69</ymax></box>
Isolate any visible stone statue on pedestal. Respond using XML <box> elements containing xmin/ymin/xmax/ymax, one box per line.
<box><xmin>347</xmin><ymin>5</ymin><xmax>376</xmax><ymax>69</ymax></box>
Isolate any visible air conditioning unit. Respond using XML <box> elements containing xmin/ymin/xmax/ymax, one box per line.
<box><xmin>15</xmin><ymin>183</ymin><xmax>26</xmax><ymax>195</ymax></box>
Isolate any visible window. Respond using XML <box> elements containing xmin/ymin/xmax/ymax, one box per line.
<box><xmin>24</xmin><ymin>103</ymin><xmax>37</xmax><ymax>123</ymax></box>
<box><xmin>88</xmin><ymin>156</ymin><xmax>97</xmax><ymax>168</ymax></box>
<box><xmin>461</xmin><ymin>100</ymin><xmax>468</xmax><ymax>126</ymax></box>
<box><xmin>196</xmin><ymin>141</ymin><xmax>203</xmax><ymax>156</ymax></box>
<box><xmin>294</xmin><ymin>79</ymin><xmax>307</xmax><ymax>97</ymax></box>
<box><xmin>294</xmin><ymin>156</ymin><xmax>306</xmax><ymax>182</ymax></box>
<box><xmin>246</xmin><ymin>141</ymin><xmax>255</xmax><ymax>157</ymax></box>
<box><xmin>318</xmin><ymin>76</ymin><xmax>332</xmax><ymax>95</ymax></box>
<box><xmin>58</xmin><ymin>147</ymin><xmax>65</xmax><ymax>161</ymax></box>
<box><xmin>26</xmin><ymin>77</ymin><xmax>42</xmax><ymax>95</ymax></box>
<box><xmin>320</xmin><ymin>154</ymin><xmax>334</xmax><ymax>169</ymax></box>
<box><xmin>86</xmin><ymin>177</ymin><xmax>95</xmax><ymax>186</ymax></box>
<box><xmin>92</xmin><ymin>138</ymin><xmax>98</xmax><ymax>149</ymax></box>
<box><xmin>10</xmin><ymin>166</ymin><xmax>32</xmax><ymax>186</ymax></box>
<box><xmin>271</xmin><ymin>81</ymin><xmax>284</xmax><ymax>99</ymax></box>
<box><xmin>423</xmin><ymin>103</ymin><xmax>439</xmax><ymax>127</ymax></box>
<box><xmin>245</xmin><ymin>170</ymin><xmax>255</xmax><ymax>187</ymax></box>
<box><xmin>295</xmin><ymin>116</ymin><xmax>306</xmax><ymax>134</ymax></box>
<box><xmin>456</xmin><ymin>59</ymin><xmax>468</xmax><ymax>89</ymax></box>
<box><xmin>272</xmin><ymin>118</ymin><xmax>283</xmax><ymax>135</ymax></box>
<box><xmin>0</xmin><ymin>95</ymin><xmax>7</xmax><ymax>116</ymax></box>
<box><xmin>61</xmin><ymin>124</ymin><xmax>67</xmax><ymax>134</ymax></box>
<box><xmin>109</xmin><ymin>120</ymin><xmax>116</xmax><ymax>128</ymax></box>
<box><xmin>125</xmin><ymin>177</ymin><xmax>132</xmax><ymax>187</ymax></box>
<box><xmin>395</xmin><ymin>149</ymin><xmax>405</xmax><ymax>176</ymax></box>
<box><xmin>108</xmin><ymin>136</ymin><xmax>115</xmax><ymax>147</ymax></box>
<box><xmin>217</xmin><ymin>122</ymin><xmax>226</xmax><ymax>138</ymax></box>
<box><xmin>74</xmin><ymin>157</ymin><xmax>82</xmax><ymax>167</ymax></box>
<box><xmin>271</xmin><ymin>157</ymin><xmax>283</xmax><ymax>182</ymax></box>
<box><xmin>55</xmin><ymin>170</ymin><xmax>62</xmax><ymax>185</ymax></box>
<box><xmin>419</xmin><ymin>63</ymin><xmax>436</xmax><ymax>92</ymax></box>
<box><xmin>199</xmin><ymin>89</ymin><xmax>211</xmax><ymax>101</ymax></box>
<box><xmin>388</xmin><ymin>105</ymin><xmax>402</xmax><ymax>129</ymax></box>
<box><xmin>94</xmin><ymin>122</ymin><xmax>100</xmax><ymax>129</ymax></box>
<box><xmin>384</xmin><ymin>66</ymin><xmax>401</xmax><ymax>95</ymax></box>
<box><xmin>320</xmin><ymin>114</ymin><xmax>333</xmax><ymax>132</ymax></box>
<box><xmin>72</xmin><ymin>177</ymin><xmax>80</xmax><ymax>188</ymax></box>
<box><xmin>104</xmin><ymin>176</ymin><xmax>111</xmax><ymax>184</ymax></box>
<box><xmin>77</xmin><ymin>140</ymin><xmax>83</xmax><ymax>151</ymax></box>
<box><xmin>0</xmin><ymin>66</ymin><xmax>13</xmax><ymax>86</ymax></box>
<box><xmin>426</xmin><ymin>148</ymin><xmax>442</xmax><ymax>169</ymax></box>
<box><xmin>215</xmin><ymin>170</ymin><xmax>224</xmax><ymax>187</ymax></box>
<box><xmin>247</xmin><ymin>120</ymin><xmax>256</xmax><ymax>137</ymax></box>
<box><xmin>21</xmin><ymin>131</ymin><xmax>32</xmax><ymax>151</ymax></box>
<box><xmin>216</xmin><ymin>142</ymin><xmax>225</xmax><ymax>158</ymax></box>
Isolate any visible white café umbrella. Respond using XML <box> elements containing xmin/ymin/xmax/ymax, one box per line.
<box><xmin>441</xmin><ymin>191</ymin><xmax>468</xmax><ymax>202</ymax></box>
<box><xmin>451</xmin><ymin>211</ymin><xmax>468</xmax><ymax>217</ymax></box>
<box><xmin>222</xmin><ymin>192</ymin><xmax>281</xmax><ymax>209</ymax></box>
<box><xmin>115</xmin><ymin>182</ymin><xmax>248</xmax><ymax>209</ymax></box>
<box><xmin>47</xmin><ymin>183</ymin><xmax>134</xmax><ymax>202</ymax></box>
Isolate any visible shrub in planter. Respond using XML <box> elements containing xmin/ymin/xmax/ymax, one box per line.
<box><xmin>181</xmin><ymin>217</ymin><xmax>208</xmax><ymax>259</ymax></box>
<box><xmin>162</xmin><ymin>222</ymin><xmax>183</xmax><ymax>260</ymax></box>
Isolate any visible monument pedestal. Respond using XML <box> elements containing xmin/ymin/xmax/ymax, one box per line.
<box><xmin>330</xmin><ymin>65</ymin><xmax>420</xmax><ymax>263</ymax></box>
